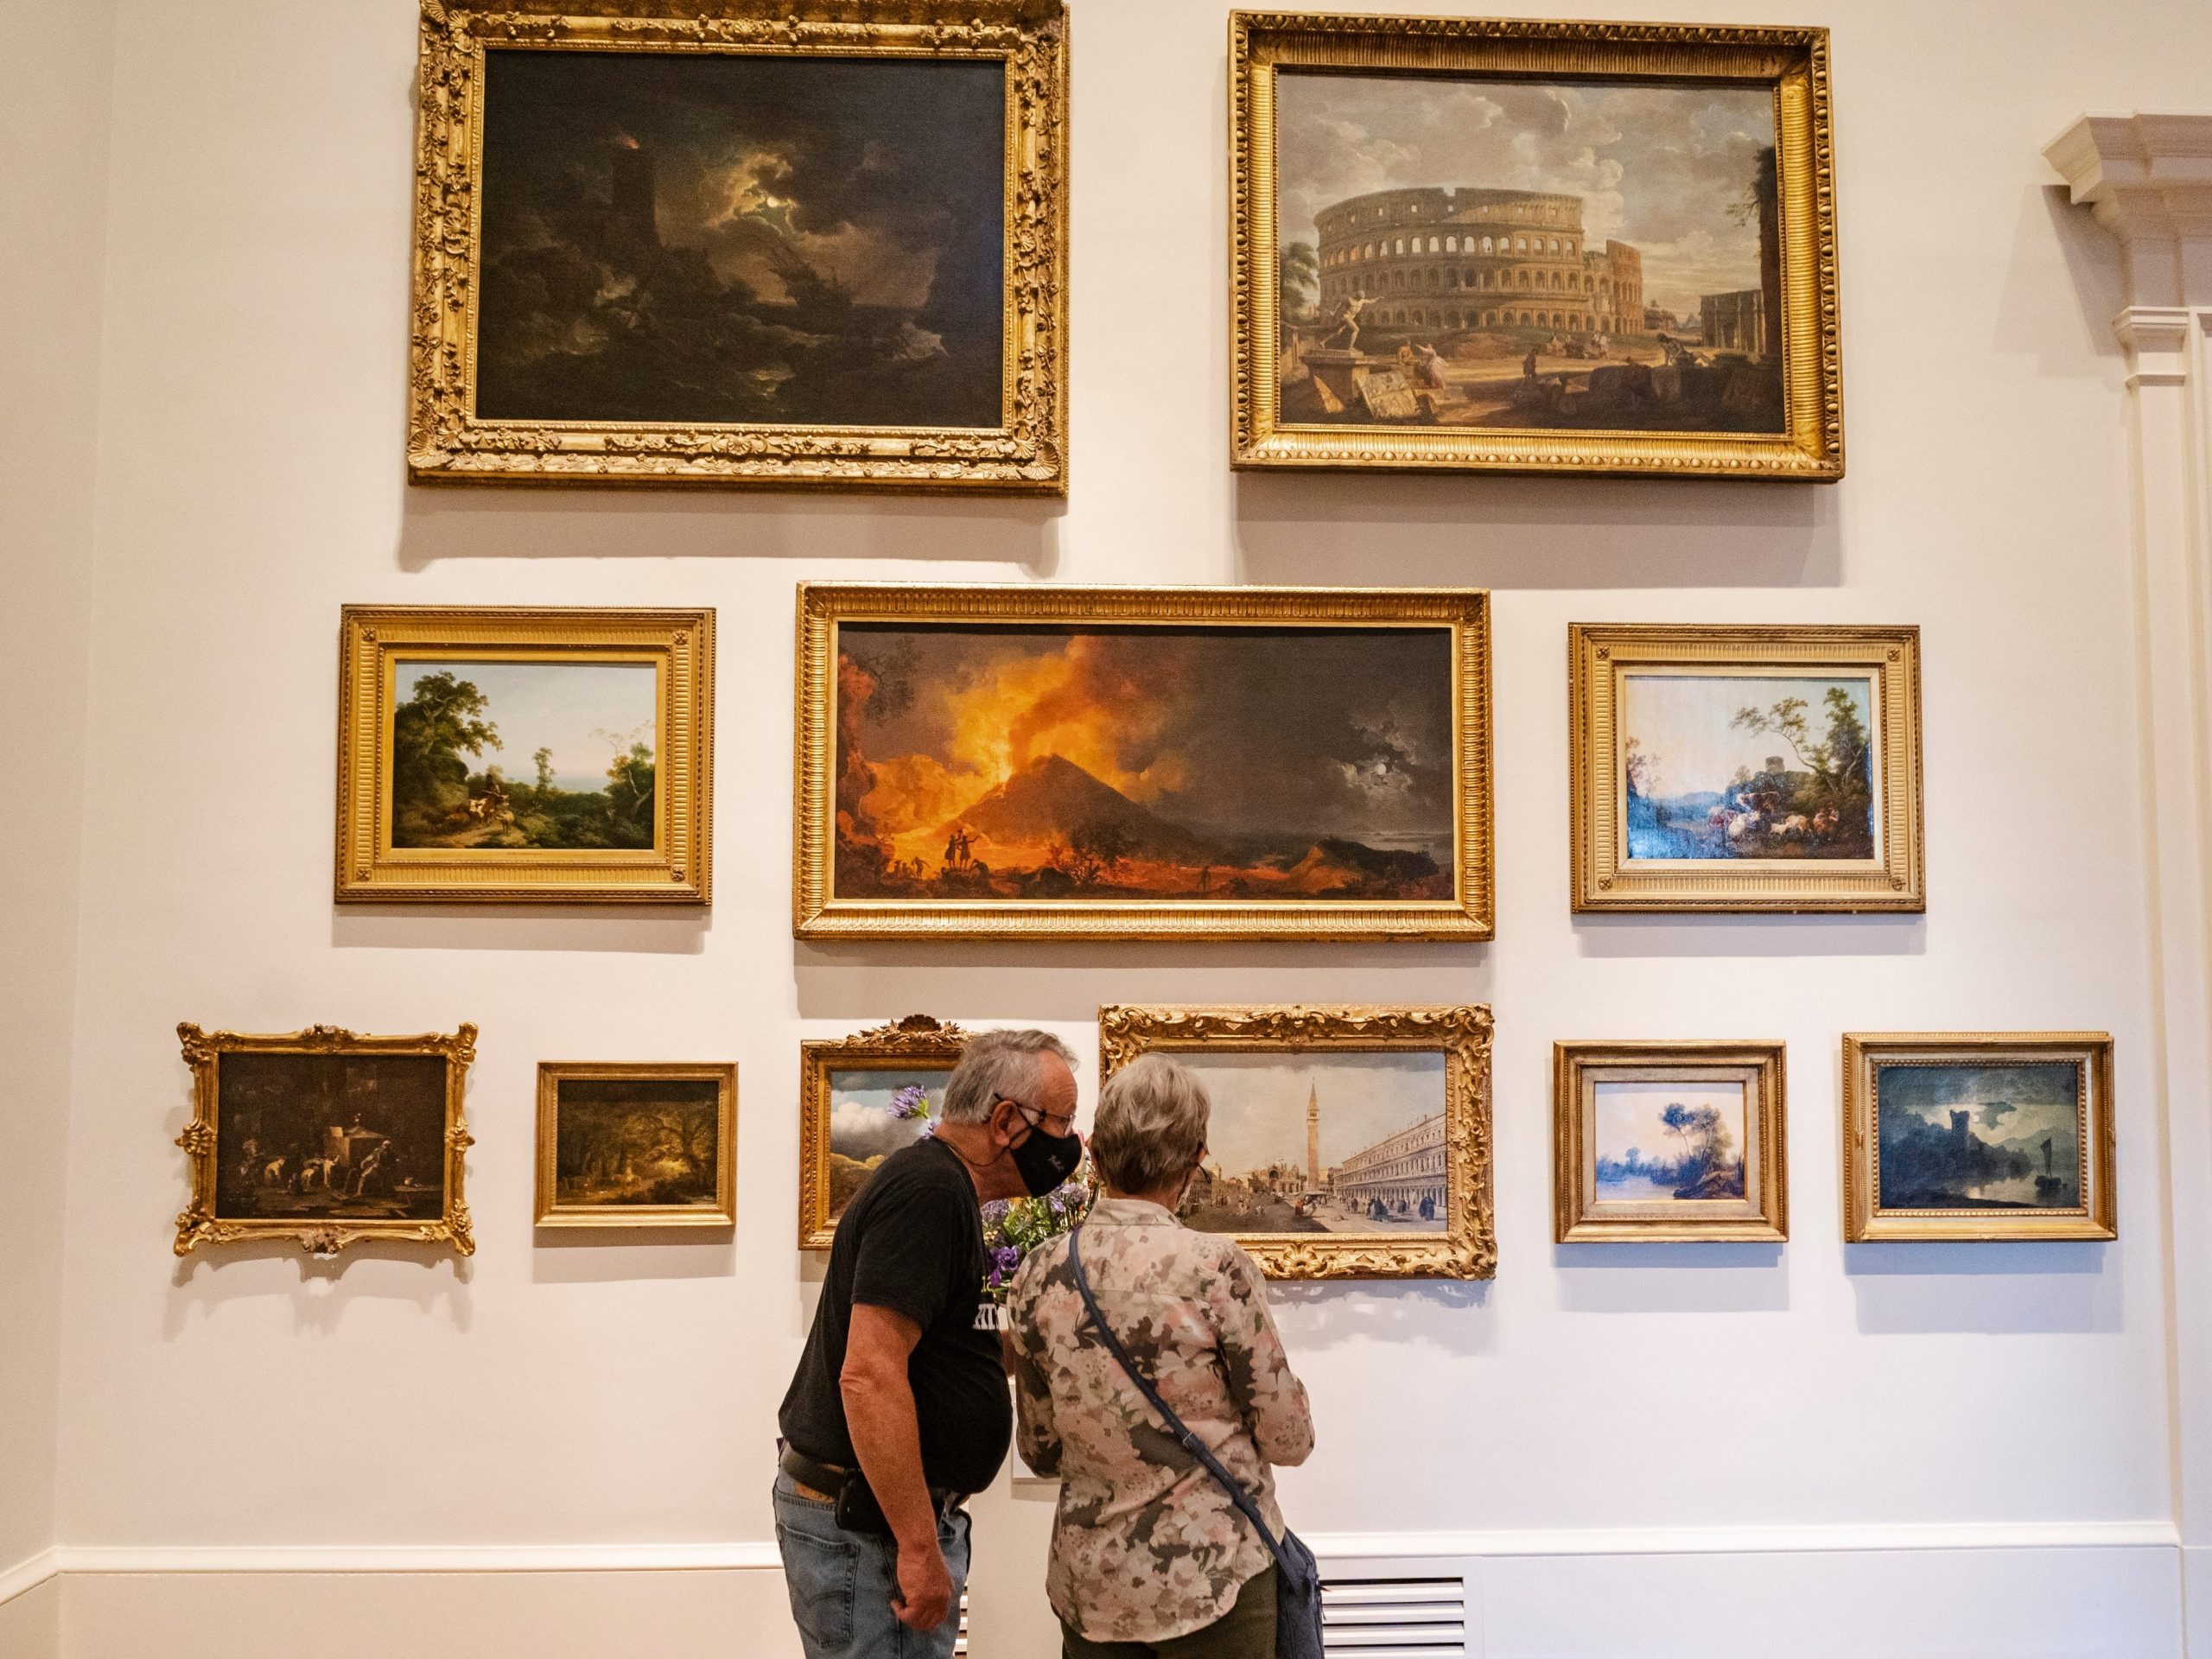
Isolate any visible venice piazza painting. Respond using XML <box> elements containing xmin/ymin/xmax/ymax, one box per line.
<box><xmin>825</xmin><ymin>1068</ymin><xmax>946</xmax><ymax>1222</ymax></box>
<box><xmin>473</xmin><ymin>49</ymin><xmax>1006</xmax><ymax>429</ymax></box>
<box><xmin>390</xmin><ymin>659</ymin><xmax>658</xmax><ymax>852</ymax></box>
<box><xmin>1592</xmin><ymin>1079</ymin><xmax>1748</xmax><ymax>1205</ymax></box>
<box><xmin>1620</xmin><ymin>671</ymin><xmax>1878</xmax><ymax>861</ymax></box>
<box><xmin>1173</xmin><ymin>1052</ymin><xmax>1450</xmax><ymax>1235</ymax></box>
<box><xmin>1877</xmin><ymin>1063</ymin><xmax>2085</xmax><ymax>1211</ymax></box>
<box><xmin>1273</xmin><ymin>69</ymin><xmax>1784</xmax><ymax>432</ymax></box>
<box><xmin>832</xmin><ymin>624</ymin><xmax>1455</xmax><ymax>903</ymax></box>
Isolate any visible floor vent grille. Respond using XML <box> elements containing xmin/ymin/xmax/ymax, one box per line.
<box><xmin>1321</xmin><ymin>1574</ymin><xmax>1470</xmax><ymax>1657</ymax></box>
<box><xmin>953</xmin><ymin>1588</ymin><xmax>971</xmax><ymax>1656</ymax></box>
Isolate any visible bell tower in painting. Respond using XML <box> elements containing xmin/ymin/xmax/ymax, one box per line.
<box><xmin>1306</xmin><ymin>1081</ymin><xmax>1321</xmax><ymax>1189</ymax></box>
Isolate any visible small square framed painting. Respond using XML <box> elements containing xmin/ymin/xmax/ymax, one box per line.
<box><xmin>174</xmin><ymin>1023</ymin><xmax>477</xmax><ymax>1258</ymax></box>
<box><xmin>798</xmin><ymin>1016</ymin><xmax>971</xmax><ymax>1249</ymax></box>
<box><xmin>1569</xmin><ymin>624</ymin><xmax>1923</xmax><ymax>912</ymax></box>
<box><xmin>409</xmin><ymin>0</ymin><xmax>1067</xmax><ymax>492</ymax></box>
<box><xmin>535</xmin><ymin>1063</ymin><xmax>738</xmax><ymax>1229</ymax></box>
<box><xmin>1844</xmin><ymin>1033</ymin><xmax>2116</xmax><ymax>1242</ymax></box>
<box><xmin>1231</xmin><ymin>12</ymin><xmax>1841</xmax><ymax>480</ymax></box>
<box><xmin>1096</xmin><ymin>1004</ymin><xmax>1494</xmax><ymax>1281</ymax></box>
<box><xmin>336</xmin><ymin>607</ymin><xmax>713</xmax><ymax>905</ymax></box>
<box><xmin>1553</xmin><ymin>1041</ymin><xmax>1786</xmax><ymax>1243</ymax></box>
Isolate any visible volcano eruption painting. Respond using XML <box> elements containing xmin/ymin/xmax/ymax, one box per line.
<box><xmin>796</xmin><ymin>587</ymin><xmax>1494</xmax><ymax>939</ymax></box>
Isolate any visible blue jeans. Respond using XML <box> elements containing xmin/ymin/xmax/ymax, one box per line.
<box><xmin>772</xmin><ymin>1471</ymin><xmax>973</xmax><ymax>1659</ymax></box>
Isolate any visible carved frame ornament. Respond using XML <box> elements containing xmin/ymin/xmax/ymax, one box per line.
<box><xmin>409</xmin><ymin>0</ymin><xmax>1069</xmax><ymax>491</ymax></box>
<box><xmin>1230</xmin><ymin>12</ymin><xmax>1843</xmax><ymax>480</ymax></box>
<box><xmin>1097</xmin><ymin>1004</ymin><xmax>1495</xmax><ymax>1281</ymax></box>
<box><xmin>798</xmin><ymin>1015</ymin><xmax>974</xmax><ymax>1249</ymax></box>
<box><xmin>174</xmin><ymin>1023</ymin><xmax>479</xmax><ymax>1259</ymax></box>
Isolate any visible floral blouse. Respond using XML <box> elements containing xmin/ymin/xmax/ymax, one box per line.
<box><xmin>1005</xmin><ymin>1197</ymin><xmax>1315</xmax><ymax>1644</ymax></box>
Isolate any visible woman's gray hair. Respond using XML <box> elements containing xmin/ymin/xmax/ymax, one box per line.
<box><xmin>1091</xmin><ymin>1054</ymin><xmax>1211</xmax><ymax>1195</ymax></box>
<box><xmin>941</xmin><ymin>1028</ymin><xmax>1079</xmax><ymax>1124</ymax></box>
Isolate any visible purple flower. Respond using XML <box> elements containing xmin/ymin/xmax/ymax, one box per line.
<box><xmin>887</xmin><ymin>1084</ymin><xmax>931</xmax><ymax>1121</ymax></box>
<box><xmin>979</xmin><ymin>1199</ymin><xmax>1013</xmax><ymax>1230</ymax></box>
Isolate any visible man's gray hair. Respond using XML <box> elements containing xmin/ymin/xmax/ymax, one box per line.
<box><xmin>1091</xmin><ymin>1054</ymin><xmax>1211</xmax><ymax>1195</ymax></box>
<box><xmin>941</xmin><ymin>1028</ymin><xmax>1079</xmax><ymax>1125</ymax></box>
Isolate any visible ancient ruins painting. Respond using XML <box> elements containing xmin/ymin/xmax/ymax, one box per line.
<box><xmin>536</xmin><ymin>1063</ymin><xmax>737</xmax><ymax>1228</ymax></box>
<box><xmin>474</xmin><ymin>50</ymin><xmax>1006</xmax><ymax>430</ymax></box>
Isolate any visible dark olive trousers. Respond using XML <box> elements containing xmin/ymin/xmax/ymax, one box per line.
<box><xmin>1059</xmin><ymin>1566</ymin><xmax>1277</xmax><ymax>1659</ymax></box>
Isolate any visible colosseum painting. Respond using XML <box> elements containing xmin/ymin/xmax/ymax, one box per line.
<box><xmin>1272</xmin><ymin>70</ymin><xmax>1784</xmax><ymax>434</ymax></box>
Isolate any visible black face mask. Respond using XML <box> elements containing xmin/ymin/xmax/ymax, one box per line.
<box><xmin>1010</xmin><ymin>1111</ymin><xmax>1083</xmax><ymax>1197</ymax></box>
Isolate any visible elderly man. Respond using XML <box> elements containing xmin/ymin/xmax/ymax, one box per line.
<box><xmin>776</xmin><ymin>1027</ymin><xmax>1083</xmax><ymax>1659</ymax></box>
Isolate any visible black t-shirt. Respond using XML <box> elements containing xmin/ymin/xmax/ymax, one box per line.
<box><xmin>779</xmin><ymin>1136</ymin><xmax>1012</xmax><ymax>1496</ymax></box>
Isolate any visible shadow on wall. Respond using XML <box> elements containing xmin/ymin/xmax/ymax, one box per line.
<box><xmin>165</xmin><ymin>1238</ymin><xmax>474</xmax><ymax>1339</ymax></box>
<box><xmin>1552</xmin><ymin>1241</ymin><xmax>1788</xmax><ymax>1314</ymax></box>
<box><xmin>1573</xmin><ymin>912</ymin><xmax>1928</xmax><ymax>960</ymax></box>
<box><xmin>1993</xmin><ymin>184</ymin><xmax>2129</xmax><ymax>375</ymax></box>
<box><xmin>332</xmin><ymin>906</ymin><xmax>711</xmax><ymax>956</ymax></box>
<box><xmin>531</xmin><ymin>1228</ymin><xmax>737</xmax><ymax>1285</ymax></box>
<box><xmin>1232</xmin><ymin>469</ymin><xmax>1842</xmax><ymax>589</ymax></box>
<box><xmin>1845</xmin><ymin>1240</ymin><xmax>2120</xmax><ymax>1335</ymax></box>
<box><xmin>394</xmin><ymin>483</ymin><xmax>1064</xmax><ymax>575</ymax></box>
<box><xmin>1265</xmin><ymin>1277</ymin><xmax>1494</xmax><ymax>1358</ymax></box>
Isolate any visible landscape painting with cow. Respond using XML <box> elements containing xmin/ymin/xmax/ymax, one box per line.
<box><xmin>830</xmin><ymin>623</ymin><xmax>1457</xmax><ymax>905</ymax></box>
<box><xmin>1619</xmin><ymin>671</ymin><xmax>1878</xmax><ymax>862</ymax></box>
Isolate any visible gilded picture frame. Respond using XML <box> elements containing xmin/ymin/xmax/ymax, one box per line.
<box><xmin>409</xmin><ymin>0</ymin><xmax>1068</xmax><ymax>492</ymax></box>
<box><xmin>1230</xmin><ymin>12</ymin><xmax>1842</xmax><ymax>480</ymax></box>
<box><xmin>1097</xmin><ymin>1004</ymin><xmax>1494</xmax><ymax>1281</ymax></box>
<box><xmin>1553</xmin><ymin>1040</ymin><xmax>1787</xmax><ymax>1243</ymax></box>
<box><xmin>1569</xmin><ymin>623</ymin><xmax>1923</xmax><ymax>912</ymax></box>
<box><xmin>535</xmin><ymin>1062</ymin><xmax>738</xmax><ymax>1228</ymax></box>
<box><xmin>798</xmin><ymin>1015</ymin><xmax>973</xmax><ymax>1249</ymax></box>
<box><xmin>336</xmin><ymin>606</ymin><xmax>714</xmax><ymax>905</ymax></box>
<box><xmin>1843</xmin><ymin>1032</ymin><xmax>2116</xmax><ymax>1243</ymax></box>
<box><xmin>795</xmin><ymin>584</ymin><xmax>1494</xmax><ymax>941</ymax></box>
<box><xmin>174</xmin><ymin>1023</ymin><xmax>477</xmax><ymax>1258</ymax></box>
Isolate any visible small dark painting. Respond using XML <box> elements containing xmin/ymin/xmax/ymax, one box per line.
<box><xmin>474</xmin><ymin>48</ymin><xmax>1007</xmax><ymax>429</ymax></box>
<box><xmin>1877</xmin><ymin>1061</ymin><xmax>2084</xmax><ymax>1211</ymax></box>
<box><xmin>553</xmin><ymin>1075</ymin><xmax>724</xmax><ymax>1210</ymax></box>
<box><xmin>213</xmin><ymin>1053</ymin><xmax>449</xmax><ymax>1224</ymax></box>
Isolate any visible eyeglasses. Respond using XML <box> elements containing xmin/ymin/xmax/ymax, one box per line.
<box><xmin>1001</xmin><ymin>1096</ymin><xmax>1077</xmax><ymax>1138</ymax></box>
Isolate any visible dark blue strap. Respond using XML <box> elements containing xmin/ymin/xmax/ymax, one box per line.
<box><xmin>1065</xmin><ymin>1225</ymin><xmax>1289</xmax><ymax>1567</ymax></box>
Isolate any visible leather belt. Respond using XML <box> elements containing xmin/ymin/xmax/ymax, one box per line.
<box><xmin>779</xmin><ymin>1444</ymin><xmax>965</xmax><ymax>1516</ymax></box>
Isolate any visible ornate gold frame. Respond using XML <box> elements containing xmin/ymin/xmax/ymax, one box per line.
<box><xmin>1553</xmin><ymin>1040</ymin><xmax>1787</xmax><ymax>1243</ymax></box>
<box><xmin>798</xmin><ymin>1016</ymin><xmax>973</xmax><ymax>1249</ymax></box>
<box><xmin>535</xmin><ymin>1062</ymin><xmax>738</xmax><ymax>1228</ymax></box>
<box><xmin>1569</xmin><ymin>623</ymin><xmax>1923</xmax><ymax>912</ymax></box>
<box><xmin>1097</xmin><ymin>1004</ymin><xmax>1493</xmax><ymax>1280</ymax></box>
<box><xmin>336</xmin><ymin>606</ymin><xmax>714</xmax><ymax>905</ymax></box>
<box><xmin>1230</xmin><ymin>12</ymin><xmax>1842</xmax><ymax>480</ymax></box>
<box><xmin>409</xmin><ymin>0</ymin><xmax>1068</xmax><ymax>492</ymax></box>
<box><xmin>175</xmin><ymin>1023</ymin><xmax>478</xmax><ymax>1258</ymax></box>
<box><xmin>794</xmin><ymin>584</ymin><xmax>1493</xmax><ymax>940</ymax></box>
<box><xmin>1843</xmin><ymin>1032</ymin><xmax>2116</xmax><ymax>1243</ymax></box>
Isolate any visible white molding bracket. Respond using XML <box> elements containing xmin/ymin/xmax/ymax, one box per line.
<box><xmin>2048</xmin><ymin>114</ymin><xmax>2212</xmax><ymax>309</ymax></box>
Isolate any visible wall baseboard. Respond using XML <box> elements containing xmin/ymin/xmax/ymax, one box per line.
<box><xmin>0</xmin><ymin>1550</ymin><xmax>59</xmax><ymax>1610</ymax></box>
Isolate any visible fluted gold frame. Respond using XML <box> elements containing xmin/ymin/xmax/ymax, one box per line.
<box><xmin>798</xmin><ymin>1016</ymin><xmax>973</xmax><ymax>1249</ymax></box>
<box><xmin>1843</xmin><ymin>1032</ymin><xmax>2116</xmax><ymax>1243</ymax></box>
<box><xmin>409</xmin><ymin>0</ymin><xmax>1067</xmax><ymax>492</ymax></box>
<box><xmin>535</xmin><ymin>1062</ymin><xmax>738</xmax><ymax>1228</ymax></box>
<box><xmin>1098</xmin><ymin>1004</ymin><xmax>1493</xmax><ymax>1280</ymax></box>
<box><xmin>1553</xmin><ymin>1040</ymin><xmax>1787</xmax><ymax>1243</ymax></box>
<box><xmin>336</xmin><ymin>606</ymin><xmax>714</xmax><ymax>905</ymax></box>
<box><xmin>1569</xmin><ymin>623</ymin><xmax>1923</xmax><ymax>912</ymax></box>
<box><xmin>175</xmin><ymin>1023</ymin><xmax>477</xmax><ymax>1258</ymax></box>
<box><xmin>1231</xmin><ymin>12</ymin><xmax>1841</xmax><ymax>480</ymax></box>
<box><xmin>794</xmin><ymin>584</ymin><xmax>1493</xmax><ymax>940</ymax></box>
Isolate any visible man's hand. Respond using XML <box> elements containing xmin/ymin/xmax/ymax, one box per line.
<box><xmin>892</xmin><ymin>1535</ymin><xmax>954</xmax><ymax>1631</ymax></box>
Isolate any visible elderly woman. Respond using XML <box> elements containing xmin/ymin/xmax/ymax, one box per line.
<box><xmin>1006</xmin><ymin>1054</ymin><xmax>1314</xmax><ymax>1659</ymax></box>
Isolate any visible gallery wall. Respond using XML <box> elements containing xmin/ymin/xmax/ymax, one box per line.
<box><xmin>10</xmin><ymin>0</ymin><xmax>2210</xmax><ymax>1652</ymax></box>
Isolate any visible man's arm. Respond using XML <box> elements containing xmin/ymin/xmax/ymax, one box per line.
<box><xmin>839</xmin><ymin>1302</ymin><xmax>954</xmax><ymax>1632</ymax></box>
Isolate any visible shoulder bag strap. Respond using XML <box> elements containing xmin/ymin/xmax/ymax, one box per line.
<box><xmin>1066</xmin><ymin>1225</ymin><xmax>1288</xmax><ymax>1564</ymax></box>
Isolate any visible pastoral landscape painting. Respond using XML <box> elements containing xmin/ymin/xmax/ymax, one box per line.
<box><xmin>1620</xmin><ymin>671</ymin><xmax>1877</xmax><ymax>861</ymax></box>
<box><xmin>212</xmin><ymin>1052</ymin><xmax>448</xmax><ymax>1225</ymax></box>
<box><xmin>1876</xmin><ymin>1062</ymin><xmax>2084</xmax><ymax>1211</ymax></box>
<box><xmin>824</xmin><ymin>1067</ymin><xmax>947</xmax><ymax>1223</ymax></box>
<box><xmin>1592</xmin><ymin>1079</ymin><xmax>1747</xmax><ymax>1205</ymax></box>
<box><xmin>390</xmin><ymin>658</ymin><xmax>658</xmax><ymax>852</ymax></box>
<box><xmin>474</xmin><ymin>49</ymin><xmax>1006</xmax><ymax>430</ymax></box>
<box><xmin>545</xmin><ymin>1071</ymin><xmax>728</xmax><ymax>1219</ymax></box>
<box><xmin>1272</xmin><ymin>68</ymin><xmax>1784</xmax><ymax>434</ymax></box>
<box><xmin>832</xmin><ymin>624</ymin><xmax>1456</xmax><ymax>906</ymax></box>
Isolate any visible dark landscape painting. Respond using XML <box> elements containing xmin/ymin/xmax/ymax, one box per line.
<box><xmin>552</xmin><ymin>1075</ymin><xmax>722</xmax><ymax>1211</ymax></box>
<box><xmin>1877</xmin><ymin>1062</ymin><xmax>2085</xmax><ymax>1211</ymax></box>
<box><xmin>474</xmin><ymin>49</ymin><xmax>1006</xmax><ymax>429</ymax></box>
<box><xmin>213</xmin><ymin>1053</ymin><xmax>448</xmax><ymax>1224</ymax></box>
<box><xmin>833</xmin><ymin>624</ymin><xmax>1458</xmax><ymax>903</ymax></box>
<box><xmin>390</xmin><ymin>658</ymin><xmax>658</xmax><ymax>852</ymax></box>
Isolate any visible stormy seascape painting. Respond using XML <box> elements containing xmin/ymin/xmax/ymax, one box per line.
<box><xmin>1877</xmin><ymin>1062</ymin><xmax>2085</xmax><ymax>1211</ymax></box>
<box><xmin>213</xmin><ymin>1053</ymin><xmax>448</xmax><ymax>1225</ymax></box>
<box><xmin>474</xmin><ymin>49</ymin><xmax>1006</xmax><ymax>429</ymax></box>
<box><xmin>832</xmin><ymin>625</ymin><xmax>1457</xmax><ymax>904</ymax></box>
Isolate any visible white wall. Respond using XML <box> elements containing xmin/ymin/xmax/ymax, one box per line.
<box><xmin>33</xmin><ymin>0</ymin><xmax>2212</xmax><ymax>1652</ymax></box>
<box><xmin>0</xmin><ymin>0</ymin><xmax>113</xmax><ymax>1621</ymax></box>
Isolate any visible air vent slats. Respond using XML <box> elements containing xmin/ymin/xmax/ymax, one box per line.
<box><xmin>1320</xmin><ymin>1575</ymin><xmax>1470</xmax><ymax>1656</ymax></box>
